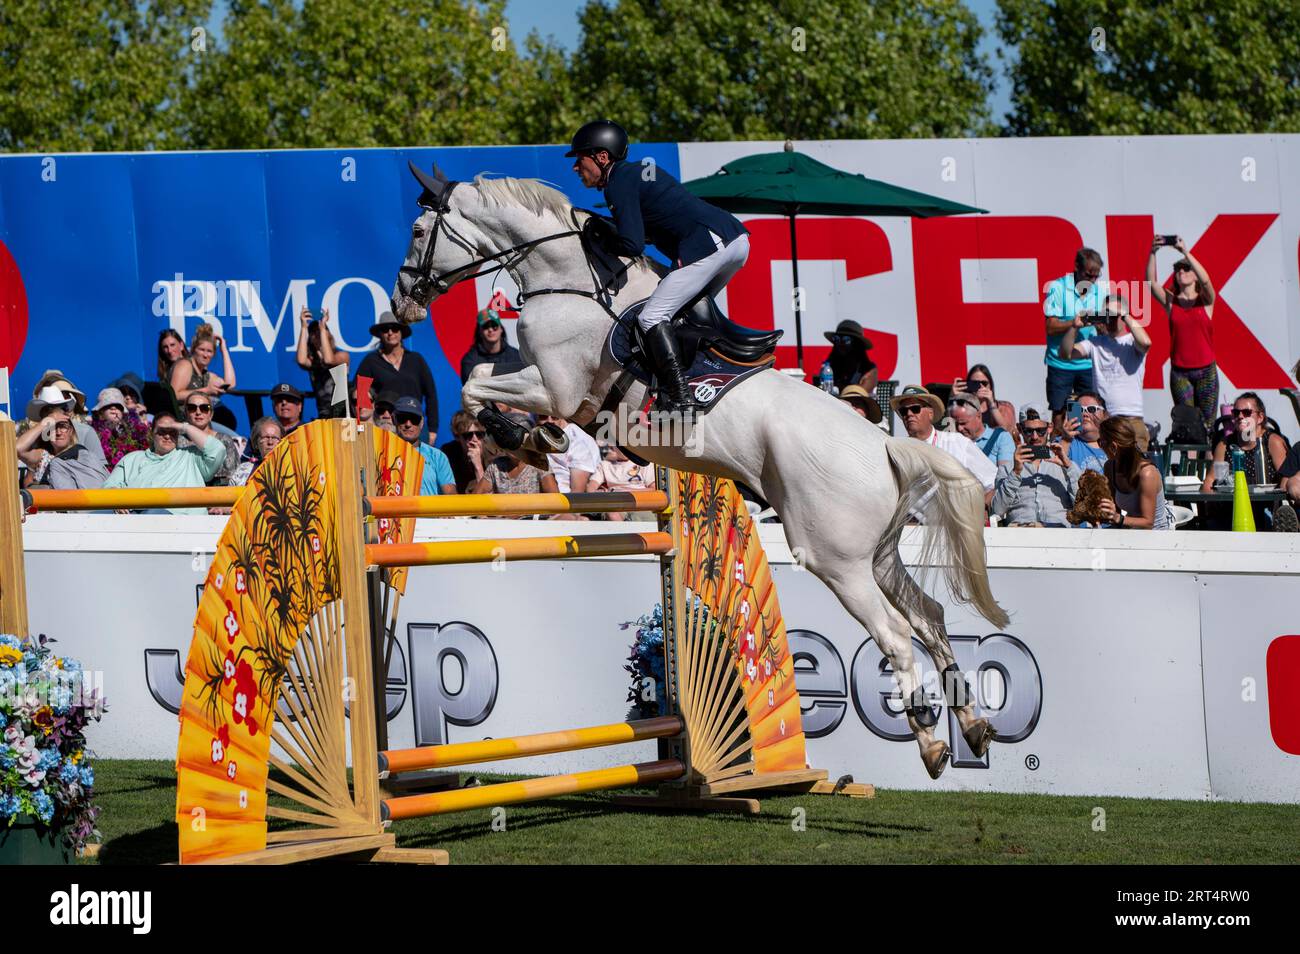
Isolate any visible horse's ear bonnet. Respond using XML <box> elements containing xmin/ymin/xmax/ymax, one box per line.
<box><xmin>409</xmin><ymin>161</ymin><xmax>452</xmax><ymax>209</ymax></box>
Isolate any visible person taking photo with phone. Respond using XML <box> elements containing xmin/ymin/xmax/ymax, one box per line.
<box><xmin>1148</xmin><ymin>235</ymin><xmax>1219</xmax><ymax>434</ymax></box>
<box><xmin>1058</xmin><ymin>292</ymin><xmax>1152</xmax><ymax>450</ymax></box>
<box><xmin>991</xmin><ymin>403</ymin><xmax>1082</xmax><ymax>527</ymax></box>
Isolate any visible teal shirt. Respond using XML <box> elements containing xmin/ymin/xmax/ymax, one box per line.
<box><xmin>417</xmin><ymin>443</ymin><xmax>456</xmax><ymax>495</ymax></box>
<box><xmin>102</xmin><ymin>439</ymin><xmax>227</xmax><ymax>513</ymax></box>
<box><xmin>1043</xmin><ymin>273</ymin><xmax>1102</xmax><ymax>371</ymax></box>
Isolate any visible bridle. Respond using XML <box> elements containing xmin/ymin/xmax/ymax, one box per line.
<box><xmin>398</xmin><ymin>179</ymin><xmax>635</xmax><ymax>318</ymax></box>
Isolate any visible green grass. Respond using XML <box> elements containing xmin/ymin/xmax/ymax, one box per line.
<box><xmin>91</xmin><ymin>760</ymin><xmax>1300</xmax><ymax>865</ymax></box>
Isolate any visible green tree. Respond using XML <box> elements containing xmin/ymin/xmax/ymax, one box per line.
<box><xmin>0</xmin><ymin>0</ymin><xmax>212</xmax><ymax>152</ymax></box>
<box><xmin>997</xmin><ymin>0</ymin><xmax>1300</xmax><ymax>135</ymax></box>
<box><xmin>566</xmin><ymin>0</ymin><xmax>994</xmax><ymax>141</ymax></box>
<box><xmin>186</xmin><ymin>0</ymin><xmax>569</xmax><ymax>148</ymax></box>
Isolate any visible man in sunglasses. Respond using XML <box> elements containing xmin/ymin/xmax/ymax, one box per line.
<box><xmin>393</xmin><ymin>396</ymin><xmax>458</xmax><ymax>496</ymax></box>
<box><xmin>269</xmin><ymin>382</ymin><xmax>306</xmax><ymax>436</ymax></box>
<box><xmin>991</xmin><ymin>403</ymin><xmax>1082</xmax><ymax>528</ymax></box>
<box><xmin>890</xmin><ymin>385</ymin><xmax>995</xmax><ymax>505</ymax></box>
<box><xmin>101</xmin><ymin>411</ymin><xmax>227</xmax><ymax>513</ymax></box>
<box><xmin>459</xmin><ymin>309</ymin><xmax>522</xmax><ymax>384</ymax></box>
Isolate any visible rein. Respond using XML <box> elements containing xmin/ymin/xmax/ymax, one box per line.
<box><xmin>401</xmin><ymin>181</ymin><xmax>634</xmax><ymax>319</ymax></box>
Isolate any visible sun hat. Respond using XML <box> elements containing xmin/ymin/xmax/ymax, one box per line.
<box><xmin>839</xmin><ymin>384</ymin><xmax>883</xmax><ymax>423</ymax></box>
<box><xmin>824</xmin><ymin>319</ymin><xmax>872</xmax><ymax>349</ymax></box>
<box><xmin>25</xmin><ymin>385</ymin><xmax>75</xmax><ymax>421</ymax></box>
<box><xmin>889</xmin><ymin>385</ymin><xmax>944</xmax><ymax>419</ymax></box>
<box><xmin>93</xmin><ymin>387</ymin><xmax>128</xmax><ymax>413</ymax></box>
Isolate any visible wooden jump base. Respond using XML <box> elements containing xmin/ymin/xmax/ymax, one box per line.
<box><xmin>0</xmin><ymin>418</ymin><xmax>871</xmax><ymax>866</ymax></box>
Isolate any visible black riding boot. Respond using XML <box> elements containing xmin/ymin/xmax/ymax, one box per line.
<box><xmin>642</xmin><ymin>322</ymin><xmax>697</xmax><ymax>413</ymax></box>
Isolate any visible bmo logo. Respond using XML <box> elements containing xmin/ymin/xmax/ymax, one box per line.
<box><xmin>791</xmin><ymin>630</ymin><xmax>1043</xmax><ymax>768</ymax></box>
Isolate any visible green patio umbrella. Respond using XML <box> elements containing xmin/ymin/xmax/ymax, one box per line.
<box><xmin>683</xmin><ymin>145</ymin><xmax>987</xmax><ymax>369</ymax></box>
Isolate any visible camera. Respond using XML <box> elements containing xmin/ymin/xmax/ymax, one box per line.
<box><xmin>1160</xmin><ymin>235</ymin><xmax>1179</xmax><ymax>247</ymax></box>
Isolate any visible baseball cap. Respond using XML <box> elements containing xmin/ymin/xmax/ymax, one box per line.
<box><xmin>373</xmin><ymin>390</ymin><xmax>400</xmax><ymax>411</ymax></box>
<box><xmin>476</xmin><ymin>309</ymin><xmax>503</xmax><ymax>327</ymax></box>
<box><xmin>1019</xmin><ymin>401</ymin><xmax>1049</xmax><ymax>423</ymax></box>
<box><xmin>393</xmin><ymin>396</ymin><xmax>423</xmax><ymax>419</ymax></box>
<box><xmin>270</xmin><ymin>383</ymin><xmax>304</xmax><ymax>402</ymax></box>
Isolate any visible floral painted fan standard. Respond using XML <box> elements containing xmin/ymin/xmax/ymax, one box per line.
<box><xmin>660</xmin><ymin>472</ymin><xmax>810</xmax><ymax>786</ymax></box>
<box><xmin>174</xmin><ymin>424</ymin><xmax>422</xmax><ymax>864</ymax></box>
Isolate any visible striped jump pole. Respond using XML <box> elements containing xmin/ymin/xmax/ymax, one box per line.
<box><xmin>380</xmin><ymin>759</ymin><xmax>685</xmax><ymax>822</ymax></box>
<box><xmin>24</xmin><ymin>486</ymin><xmax>244</xmax><ymax>512</ymax></box>
<box><xmin>366</xmin><ymin>490</ymin><xmax>668</xmax><ymax>519</ymax></box>
<box><xmin>365</xmin><ymin>531</ymin><xmax>673</xmax><ymax>568</ymax></box>
<box><xmin>378</xmin><ymin>715</ymin><xmax>684</xmax><ymax>775</ymax></box>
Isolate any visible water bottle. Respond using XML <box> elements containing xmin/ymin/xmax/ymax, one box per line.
<box><xmin>1230</xmin><ymin>445</ymin><xmax>1245</xmax><ymax>474</ymax></box>
<box><xmin>818</xmin><ymin>362</ymin><xmax>836</xmax><ymax>395</ymax></box>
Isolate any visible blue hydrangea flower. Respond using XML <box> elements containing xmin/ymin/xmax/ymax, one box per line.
<box><xmin>79</xmin><ymin>766</ymin><xmax>94</xmax><ymax>788</ymax></box>
<box><xmin>59</xmin><ymin>762</ymin><xmax>80</xmax><ymax>784</ymax></box>
<box><xmin>0</xmin><ymin>793</ymin><xmax>20</xmax><ymax>819</ymax></box>
<box><xmin>0</xmin><ymin>747</ymin><xmax>15</xmax><ymax>771</ymax></box>
<box><xmin>37</xmin><ymin>748</ymin><xmax>61</xmax><ymax>771</ymax></box>
<box><xmin>31</xmin><ymin>790</ymin><xmax>55</xmax><ymax>823</ymax></box>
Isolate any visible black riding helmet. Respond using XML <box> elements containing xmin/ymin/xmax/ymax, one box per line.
<box><xmin>565</xmin><ymin>120</ymin><xmax>629</xmax><ymax>161</ymax></box>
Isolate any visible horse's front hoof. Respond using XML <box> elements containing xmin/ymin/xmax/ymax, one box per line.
<box><xmin>921</xmin><ymin>740</ymin><xmax>949</xmax><ymax>780</ymax></box>
<box><xmin>528</xmin><ymin>423</ymin><xmax>569</xmax><ymax>455</ymax></box>
<box><xmin>963</xmin><ymin>719</ymin><xmax>997</xmax><ymax>757</ymax></box>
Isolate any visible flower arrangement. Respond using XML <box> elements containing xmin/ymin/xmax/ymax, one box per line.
<box><xmin>0</xmin><ymin>634</ymin><xmax>105</xmax><ymax>853</ymax></box>
<box><xmin>92</xmin><ymin>410</ymin><xmax>151</xmax><ymax>469</ymax></box>
<box><xmin>622</xmin><ymin>605</ymin><xmax>666</xmax><ymax>720</ymax></box>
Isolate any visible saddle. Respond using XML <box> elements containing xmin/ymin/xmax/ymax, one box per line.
<box><xmin>605</xmin><ymin>297</ymin><xmax>783</xmax><ymax>415</ymax></box>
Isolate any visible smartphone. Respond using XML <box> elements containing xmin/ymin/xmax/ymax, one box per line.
<box><xmin>1066</xmin><ymin>401</ymin><xmax>1084</xmax><ymax>427</ymax></box>
<box><xmin>1161</xmin><ymin>235</ymin><xmax>1179</xmax><ymax>247</ymax></box>
<box><xmin>1030</xmin><ymin>445</ymin><xmax>1051</xmax><ymax>460</ymax></box>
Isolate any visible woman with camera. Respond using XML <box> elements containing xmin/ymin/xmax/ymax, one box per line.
<box><xmin>1148</xmin><ymin>236</ymin><xmax>1218</xmax><ymax>433</ymax></box>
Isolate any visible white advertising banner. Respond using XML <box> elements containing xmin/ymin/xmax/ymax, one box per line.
<box><xmin>18</xmin><ymin>515</ymin><xmax>1300</xmax><ymax>803</ymax></box>
<box><xmin>680</xmin><ymin>136</ymin><xmax>1300</xmax><ymax>436</ymax></box>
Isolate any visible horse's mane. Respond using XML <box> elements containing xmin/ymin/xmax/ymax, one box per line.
<box><xmin>472</xmin><ymin>174</ymin><xmax>577</xmax><ymax>223</ymax></box>
<box><xmin>470</xmin><ymin>173</ymin><xmax>664</xmax><ymax>275</ymax></box>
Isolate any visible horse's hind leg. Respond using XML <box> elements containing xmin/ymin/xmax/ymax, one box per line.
<box><xmin>818</xmin><ymin>559</ymin><xmax>951</xmax><ymax>779</ymax></box>
<box><xmin>874</xmin><ymin>549</ymin><xmax>996</xmax><ymax>757</ymax></box>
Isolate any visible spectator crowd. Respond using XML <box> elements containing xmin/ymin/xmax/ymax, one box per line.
<box><xmin>10</xmin><ymin>242</ymin><xmax>1300</xmax><ymax>532</ymax></box>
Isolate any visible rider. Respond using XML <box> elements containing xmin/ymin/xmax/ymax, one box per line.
<box><xmin>567</xmin><ymin>119</ymin><xmax>750</xmax><ymax>412</ymax></box>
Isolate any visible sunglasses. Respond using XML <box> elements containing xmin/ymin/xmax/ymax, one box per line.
<box><xmin>481</xmin><ymin>322</ymin><xmax>502</xmax><ymax>330</ymax></box>
<box><xmin>1080</xmin><ymin>404</ymin><xmax>1104</xmax><ymax>415</ymax></box>
<box><xmin>396</xmin><ymin>413</ymin><xmax>423</xmax><ymax>426</ymax></box>
<box><xmin>1023</xmin><ymin>425</ymin><xmax>1049</xmax><ymax>436</ymax></box>
<box><xmin>832</xmin><ymin>335</ymin><xmax>858</xmax><ymax>345</ymax></box>
<box><xmin>1173</xmin><ymin>263</ymin><xmax>1193</xmax><ymax>272</ymax></box>
<box><xmin>897</xmin><ymin>404</ymin><xmax>926</xmax><ymax>416</ymax></box>
<box><xmin>1231</xmin><ymin>408</ymin><xmax>1256</xmax><ymax>417</ymax></box>
<box><xmin>186</xmin><ymin>403</ymin><xmax>212</xmax><ymax>413</ymax></box>
<box><xmin>155</xmin><ymin>428</ymin><xmax>180</xmax><ymax>438</ymax></box>
<box><xmin>458</xmin><ymin>430</ymin><xmax>487</xmax><ymax>440</ymax></box>
<box><xmin>50</xmin><ymin>421</ymin><xmax>74</xmax><ymax>432</ymax></box>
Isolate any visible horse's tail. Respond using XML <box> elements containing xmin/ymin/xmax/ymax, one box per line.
<box><xmin>875</xmin><ymin>437</ymin><xmax>1009</xmax><ymax>630</ymax></box>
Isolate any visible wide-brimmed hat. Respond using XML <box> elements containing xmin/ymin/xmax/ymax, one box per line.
<box><xmin>370</xmin><ymin>315</ymin><xmax>412</xmax><ymax>339</ymax></box>
<box><xmin>889</xmin><ymin>385</ymin><xmax>944</xmax><ymax>419</ymax></box>
<box><xmin>824</xmin><ymin>319</ymin><xmax>872</xmax><ymax>350</ymax></box>
<box><xmin>42</xmin><ymin>377</ymin><xmax>86</xmax><ymax>413</ymax></box>
<box><xmin>93</xmin><ymin>387</ymin><xmax>127</xmax><ymax>413</ymax></box>
<box><xmin>26</xmin><ymin>385</ymin><xmax>75</xmax><ymax>421</ymax></box>
<box><xmin>839</xmin><ymin>384</ymin><xmax>883</xmax><ymax>424</ymax></box>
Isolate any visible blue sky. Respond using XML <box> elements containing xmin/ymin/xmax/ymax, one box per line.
<box><xmin>505</xmin><ymin>0</ymin><xmax>1014</xmax><ymax>124</ymax></box>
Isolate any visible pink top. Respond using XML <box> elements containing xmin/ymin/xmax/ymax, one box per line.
<box><xmin>1168</xmin><ymin>299</ymin><xmax>1214</xmax><ymax>368</ymax></box>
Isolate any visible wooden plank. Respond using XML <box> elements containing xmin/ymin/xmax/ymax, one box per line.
<box><xmin>694</xmin><ymin>768</ymin><xmax>827</xmax><ymax>796</ymax></box>
<box><xmin>333</xmin><ymin>420</ymin><xmax>382</xmax><ymax>826</ymax></box>
<box><xmin>208</xmin><ymin>833</ymin><xmax>394</xmax><ymax>864</ymax></box>
<box><xmin>370</xmin><ymin>847</ymin><xmax>451</xmax><ymax>865</ymax></box>
<box><xmin>808</xmin><ymin>780</ymin><xmax>876</xmax><ymax>798</ymax></box>
<box><xmin>0</xmin><ymin>421</ymin><xmax>30</xmax><ymax>638</ymax></box>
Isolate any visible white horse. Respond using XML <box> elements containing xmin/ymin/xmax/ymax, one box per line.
<box><xmin>390</xmin><ymin>166</ymin><xmax>1009</xmax><ymax>778</ymax></box>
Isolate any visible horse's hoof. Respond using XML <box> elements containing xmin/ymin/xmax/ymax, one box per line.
<box><xmin>528</xmin><ymin>423</ymin><xmax>569</xmax><ymax>455</ymax></box>
<box><xmin>921</xmin><ymin>740</ymin><xmax>949</xmax><ymax>780</ymax></box>
<box><xmin>963</xmin><ymin>719</ymin><xmax>997</xmax><ymax>757</ymax></box>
